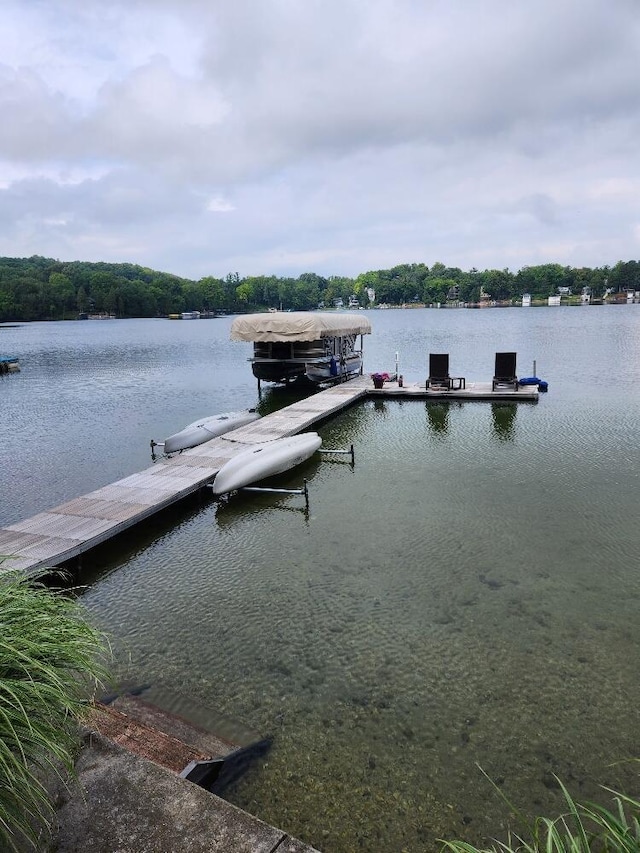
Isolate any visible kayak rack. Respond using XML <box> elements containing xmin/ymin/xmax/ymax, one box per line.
<box><xmin>205</xmin><ymin>444</ymin><xmax>354</xmax><ymax>511</ymax></box>
<box><xmin>208</xmin><ymin>479</ymin><xmax>310</xmax><ymax>510</ymax></box>
<box><xmin>318</xmin><ymin>443</ymin><xmax>355</xmax><ymax>465</ymax></box>
<box><xmin>240</xmin><ymin>479</ymin><xmax>310</xmax><ymax>511</ymax></box>
<box><xmin>150</xmin><ymin>439</ymin><xmax>190</xmax><ymax>461</ymax></box>
<box><xmin>150</xmin><ymin>439</ymin><xmax>165</xmax><ymax>461</ymax></box>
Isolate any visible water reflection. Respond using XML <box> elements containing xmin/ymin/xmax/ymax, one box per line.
<box><xmin>215</xmin><ymin>492</ymin><xmax>312</xmax><ymax>528</ymax></box>
<box><xmin>372</xmin><ymin>399</ymin><xmax>389</xmax><ymax>417</ymax></box>
<box><xmin>491</xmin><ymin>403</ymin><xmax>517</xmax><ymax>440</ymax></box>
<box><xmin>426</xmin><ymin>402</ymin><xmax>450</xmax><ymax>434</ymax></box>
<box><xmin>255</xmin><ymin>382</ymin><xmax>318</xmax><ymax>416</ymax></box>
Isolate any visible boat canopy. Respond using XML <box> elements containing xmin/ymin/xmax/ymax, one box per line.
<box><xmin>230</xmin><ymin>312</ymin><xmax>372</xmax><ymax>342</ymax></box>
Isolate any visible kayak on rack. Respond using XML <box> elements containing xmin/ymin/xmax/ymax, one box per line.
<box><xmin>211</xmin><ymin>433</ymin><xmax>322</xmax><ymax>496</ymax></box>
<box><xmin>158</xmin><ymin>409</ymin><xmax>260</xmax><ymax>454</ymax></box>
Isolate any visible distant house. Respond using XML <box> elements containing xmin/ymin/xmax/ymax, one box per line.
<box><xmin>521</xmin><ymin>294</ymin><xmax>532</xmax><ymax>307</ymax></box>
<box><xmin>548</xmin><ymin>294</ymin><xmax>561</xmax><ymax>306</ymax></box>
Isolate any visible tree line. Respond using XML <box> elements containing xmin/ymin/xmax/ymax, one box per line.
<box><xmin>0</xmin><ymin>255</ymin><xmax>639</xmax><ymax>322</ymax></box>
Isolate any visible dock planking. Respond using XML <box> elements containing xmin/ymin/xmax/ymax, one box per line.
<box><xmin>0</xmin><ymin>376</ymin><xmax>537</xmax><ymax>574</ymax></box>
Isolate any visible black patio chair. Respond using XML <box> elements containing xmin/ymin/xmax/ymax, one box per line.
<box><xmin>426</xmin><ymin>353</ymin><xmax>452</xmax><ymax>390</ymax></box>
<box><xmin>492</xmin><ymin>352</ymin><xmax>518</xmax><ymax>391</ymax></box>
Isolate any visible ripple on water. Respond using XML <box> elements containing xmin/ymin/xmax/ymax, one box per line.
<box><xmin>81</xmin><ymin>396</ymin><xmax>640</xmax><ymax>853</ymax></box>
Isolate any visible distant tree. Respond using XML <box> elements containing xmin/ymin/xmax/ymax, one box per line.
<box><xmin>609</xmin><ymin>260</ymin><xmax>640</xmax><ymax>292</ymax></box>
<box><xmin>424</xmin><ymin>277</ymin><xmax>456</xmax><ymax>304</ymax></box>
<box><xmin>76</xmin><ymin>286</ymin><xmax>88</xmax><ymax>313</ymax></box>
<box><xmin>1</xmin><ymin>255</ymin><xmax>639</xmax><ymax>321</ymax></box>
<box><xmin>353</xmin><ymin>271</ymin><xmax>379</xmax><ymax>294</ymax></box>
<box><xmin>235</xmin><ymin>281</ymin><xmax>253</xmax><ymax>304</ymax></box>
<box><xmin>476</xmin><ymin>269</ymin><xmax>515</xmax><ymax>301</ymax></box>
<box><xmin>48</xmin><ymin>272</ymin><xmax>75</xmax><ymax>317</ymax></box>
<box><xmin>293</xmin><ymin>273</ymin><xmax>326</xmax><ymax>309</ymax></box>
<box><xmin>327</xmin><ymin>275</ymin><xmax>356</xmax><ymax>305</ymax></box>
<box><xmin>198</xmin><ymin>276</ymin><xmax>225</xmax><ymax>311</ymax></box>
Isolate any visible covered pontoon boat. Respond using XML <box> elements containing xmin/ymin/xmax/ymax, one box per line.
<box><xmin>230</xmin><ymin>312</ymin><xmax>372</xmax><ymax>386</ymax></box>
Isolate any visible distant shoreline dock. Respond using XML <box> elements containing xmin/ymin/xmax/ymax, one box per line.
<box><xmin>0</xmin><ymin>376</ymin><xmax>538</xmax><ymax>574</ymax></box>
<box><xmin>0</xmin><ymin>354</ymin><xmax>19</xmax><ymax>373</ymax></box>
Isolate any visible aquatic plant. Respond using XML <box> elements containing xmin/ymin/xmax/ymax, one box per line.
<box><xmin>0</xmin><ymin>567</ymin><xmax>108</xmax><ymax>851</ymax></box>
<box><xmin>441</xmin><ymin>772</ymin><xmax>640</xmax><ymax>853</ymax></box>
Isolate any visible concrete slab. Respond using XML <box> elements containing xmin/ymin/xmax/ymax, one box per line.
<box><xmin>48</xmin><ymin>731</ymin><xmax>321</xmax><ymax>853</ymax></box>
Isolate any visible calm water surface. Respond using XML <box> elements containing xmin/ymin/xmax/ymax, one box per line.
<box><xmin>1</xmin><ymin>309</ymin><xmax>640</xmax><ymax>851</ymax></box>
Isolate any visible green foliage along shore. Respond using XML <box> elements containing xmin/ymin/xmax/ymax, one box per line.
<box><xmin>0</xmin><ymin>255</ymin><xmax>639</xmax><ymax>322</ymax></box>
<box><xmin>0</xmin><ymin>570</ymin><xmax>108</xmax><ymax>851</ymax></box>
<box><xmin>441</xmin><ymin>774</ymin><xmax>640</xmax><ymax>853</ymax></box>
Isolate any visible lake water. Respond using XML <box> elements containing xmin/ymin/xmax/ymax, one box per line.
<box><xmin>1</xmin><ymin>308</ymin><xmax>640</xmax><ymax>851</ymax></box>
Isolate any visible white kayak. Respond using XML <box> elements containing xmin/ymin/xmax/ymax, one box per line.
<box><xmin>211</xmin><ymin>432</ymin><xmax>322</xmax><ymax>496</ymax></box>
<box><xmin>162</xmin><ymin>410</ymin><xmax>260</xmax><ymax>453</ymax></box>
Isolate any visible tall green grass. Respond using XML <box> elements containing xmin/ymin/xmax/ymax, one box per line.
<box><xmin>441</xmin><ymin>772</ymin><xmax>640</xmax><ymax>853</ymax></box>
<box><xmin>0</xmin><ymin>568</ymin><xmax>108</xmax><ymax>851</ymax></box>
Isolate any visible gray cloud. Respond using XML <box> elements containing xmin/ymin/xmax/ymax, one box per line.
<box><xmin>0</xmin><ymin>0</ymin><xmax>638</xmax><ymax>277</ymax></box>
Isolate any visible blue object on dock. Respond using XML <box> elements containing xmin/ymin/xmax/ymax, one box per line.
<box><xmin>519</xmin><ymin>376</ymin><xmax>548</xmax><ymax>391</ymax></box>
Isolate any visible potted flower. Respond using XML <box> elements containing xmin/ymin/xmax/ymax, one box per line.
<box><xmin>371</xmin><ymin>372</ymin><xmax>385</xmax><ymax>389</ymax></box>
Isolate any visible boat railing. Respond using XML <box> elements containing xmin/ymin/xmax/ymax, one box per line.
<box><xmin>250</xmin><ymin>350</ymin><xmax>363</xmax><ymax>364</ymax></box>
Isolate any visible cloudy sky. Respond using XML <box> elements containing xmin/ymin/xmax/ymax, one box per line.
<box><xmin>1</xmin><ymin>0</ymin><xmax>638</xmax><ymax>280</ymax></box>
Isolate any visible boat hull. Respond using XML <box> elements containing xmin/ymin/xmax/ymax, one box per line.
<box><xmin>251</xmin><ymin>360</ymin><xmax>307</xmax><ymax>383</ymax></box>
<box><xmin>304</xmin><ymin>353</ymin><xmax>362</xmax><ymax>383</ymax></box>
<box><xmin>163</xmin><ymin>410</ymin><xmax>260</xmax><ymax>453</ymax></box>
<box><xmin>0</xmin><ymin>356</ymin><xmax>20</xmax><ymax>374</ymax></box>
<box><xmin>211</xmin><ymin>433</ymin><xmax>322</xmax><ymax>495</ymax></box>
<box><xmin>243</xmin><ymin>327</ymin><xmax>366</xmax><ymax>386</ymax></box>
<box><xmin>251</xmin><ymin>351</ymin><xmax>363</xmax><ymax>385</ymax></box>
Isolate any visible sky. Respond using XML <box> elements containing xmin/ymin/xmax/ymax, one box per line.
<box><xmin>1</xmin><ymin>0</ymin><xmax>639</xmax><ymax>281</ymax></box>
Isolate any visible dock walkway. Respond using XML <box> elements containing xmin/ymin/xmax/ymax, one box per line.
<box><xmin>0</xmin><ymin>377</ymin><xmax>537</xmax><ymax>573</ymax></box>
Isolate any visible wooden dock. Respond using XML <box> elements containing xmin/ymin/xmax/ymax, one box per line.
<box><xmin>0</xmin><ymin>377</ymin><xmax>538</xmax><ymax>574</ymax></box>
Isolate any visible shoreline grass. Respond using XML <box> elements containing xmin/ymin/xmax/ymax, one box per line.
<box><xmin>0</xmin><ymin>567</ymin><xmax>109</xmax><ymax>851</ymax></box>
<box><xmin>441</xmin><ymin>770</ymin><xmax>640</xmax><ymax>853</ymax></box>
